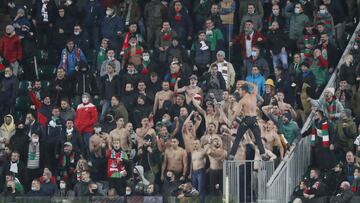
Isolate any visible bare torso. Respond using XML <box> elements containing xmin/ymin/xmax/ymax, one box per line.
<box><xmin>156</xmin><ymin>90</ymin><xmax>173</xmax><ymax>109</ymax></box>
<box><xmin>208</xmin><ymin>148</ymin><xmax>227</xmax><ymax>170</ymax></box>
<box><xmin>233</xmin><ymin>93</ymin><xmax>257</xmax><ymax>117</ymax></box>
<box><xmin>185</xmin><ymin>86</ymin><xmax>202</xmax><ymax>104</ymax></box>
<box><xmin>191</xmin><ymin>150</ymin><xmax>206</xmax><ymax>171</ymax></box>
<box><xmin>165</xmin><ymin>148</ymin><xmax>186</xmax><ymax>173</ymax></box>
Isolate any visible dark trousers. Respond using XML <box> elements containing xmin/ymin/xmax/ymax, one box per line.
<box><xmin>25</xmin><ymin>168</ymin><xmax>43</xmax><ymax>192</ymax></box>
<box><xmin>36</xmin><ymin>24</ymin><xmax>52</xmax><ymax>50</ymax></box>
<box><xmin>208</xmin><ymin>169</ymin><xmax>222</xmax><ymax>195</ymax></box>
<box><xmin>229</xmin><ymin>116</ymin><xmax>265</xmax><ymax>157</ymax></box>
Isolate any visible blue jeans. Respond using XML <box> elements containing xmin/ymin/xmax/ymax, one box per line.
<box><xmin>100</xmin><ymin>99</ymin><xmax>110</xmax><ymax>122</ymax></box>
<box><xmin>272</xmin><ymin>52</ymin><xmax>288</xmax><ymax>69</ymax></box>
<box><xmin>83</xmin><ymin>132</ymin><xmax>93</xmax><ymax>160</ymax></box>
<box><xmin>192</xmin><ymin>168</ymin><xmax>205</xmax><ymax>202</ymax></box>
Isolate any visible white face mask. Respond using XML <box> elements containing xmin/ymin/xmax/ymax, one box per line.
<box><xmin>126</xmin><ymin>190</ymin><xmax>131</xmax><ymax>195</ymax></box>
<box><xmin>251</xmin><ymin>51</ymin><xmax>257</xmax><ymax>57</ymax></box>
<box><xmin>94</xmin><ymin>127</ymin><xmax>101</xmax><ymax>134</ymax></box>
<box><xmin>31</xmin><ymin>186</ymin><xmax>39</xmax><ymax>191</ymax></box>
<box><xmin>319</xmin><ymin>9</ymin><xmax>326</xmax><ymax>14</ymax></box>
<box><xmin>60</xmin><ymin>183</ymin><xmax>66</xmax><ymax>189</ymax></box>
<box><xmin>4</xmin><ymin>73</ymin><xmax>11</xmax><ymax>78</ymax></box>
<box><xmin>82</xmin><ymin>97</ymin><xmax>89</xmax><ymax>104</ymax></box>
<box><xmin>66</xmin><ymin>0</ymin><xmax>72</xmax><ymax>5</ymax></box>
<box><xmin>130</xmin><ymin>42</ymin><xmax>136</xmax><ymax>46</ymax></box>
<box><xmin>294</xmin><ymin>8</ymin><xmax>300</xmax><ymax>14</ymax></box>
<box><xmin>143</xmin><ymin>55</ymin><xmax>150</xmax><ymax>61</ymax></box>
<box><xmin>272</xmin><ymin>9</ymin><xmax>279</xmax><ymax>15</ymax></box>
<box><xmin>106</xmin><ymin>10</ymin><xmax>113</xmax><ymax>16</ymax></box>
<box><xmin>74</xmin><ymin>31</ymin><xmax>80</xmax><ymax>35</ymax></box>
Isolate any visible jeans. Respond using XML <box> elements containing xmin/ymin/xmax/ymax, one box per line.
<box><xmin>100</xmin><ymin>99</ymin><xmax>110</xmax><ymax>122</ymax></box>
<box><xmin>82</xmin><ymin>132</ymin><xmax>93</xmax><ymax>160</ymax></box>
<box><xmin>229</xmin><ymin>116</ymin><xmax>266</xmax><ymax>157</ymax></box>
<box><xmin>335</xmin><ymin>22</ymin><xmax>346</xmax><ymax>50</ymax></box>
<box><xmin>272</xmin><ymin>52</ymin><xmax>288</xmax><ymax>69</ymax></box>
<box><xmin>192</xmin><ymin>168</ymin><xmax>205</xmax><ymax>202</ymax></box>
<box><xmin>222</xmin><ymin>24</ymin><xmax>234</xmax><ymax>45</ymax></box>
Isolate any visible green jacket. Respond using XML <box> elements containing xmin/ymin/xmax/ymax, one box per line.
<box><xmin>335</xmin><ymin>118</ymin><xmax>357</xmax><ymax>152</ymax></box>
<box><xmin>206</xmin><ymin>28</ymin><xmax>224</xmax><ymax>51</ymax></box>
<box><xmin>289</xmin><ymin>13</ymin><xmax>309</xmax><ymax>40</ymax></box>
<box><xmin>310</xmin><ymin>56</ymin><xmax>328</xmax><ymax>86</ymax></box>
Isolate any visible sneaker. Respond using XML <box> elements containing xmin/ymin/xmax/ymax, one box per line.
<box><xmin>261</xmin><ymin>154</ymin><xmax>270</xmax><ymax>161</ymax></box>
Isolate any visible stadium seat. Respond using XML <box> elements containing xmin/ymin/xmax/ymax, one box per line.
<box><xmin>15</xmin><ymin>96</ymin><xmax>30</xmax><ymax>111</ymax></box>
<box><xmin>18</xmin><ymin>80</ymin><xmax>30</xmax><ymax>96</ymax></box>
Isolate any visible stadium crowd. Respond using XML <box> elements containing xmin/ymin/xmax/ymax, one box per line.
<box><xmin>0</xmin><ymin>0</ymin><xmax>359</xmax><ymax>202</ymax></box>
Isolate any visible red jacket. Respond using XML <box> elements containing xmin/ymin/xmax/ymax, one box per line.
<box><xmin>0</xmin><ymin>34</ymin><xmax>22</xmax><ymax>63</ymax></box>
<box><xmin>232</xmin><ymin>31</ymin><xmax>266</xmax><ymax>58</ymax></box>
<box><xmin>74</xmin><ymin>103</ymin><xmax>98</xmax><ymax>134</ymax></box>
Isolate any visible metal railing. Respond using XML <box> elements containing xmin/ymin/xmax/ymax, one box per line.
<box><xmin>223</xmin><ymin>160</ymin><xmax>276</xmax><ymax>203</ymax></box>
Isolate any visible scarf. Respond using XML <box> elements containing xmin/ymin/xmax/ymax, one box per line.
<box><xmin>324</xmin><ymin>97</ymin><xmax>337</xmax><ymax>118</ymax></box>
<box><xmin>352</xmin><ymin>178</ymin><xmax>360</xmax><ymax>192</ymax></box>
<box><xmin>311</xmin><ymin>120</ymin><xmax>330</xmax><ymax>147</ymax></box>
<box><xmin>162</xmin><ymin>29</ymin><xmax>172</xmax><ymax>41</ymax></box>
<box><xmin>61</xmin><ymin>48</ymin><xmax>81</xmax><ymax>72</ymax></box>
<box><xmin>27</xmin><ymin>142</ymin><xmax>40</xmax><ymax>169</ymax></box>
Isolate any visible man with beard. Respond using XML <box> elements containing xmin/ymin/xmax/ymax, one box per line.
<box><xmin>175</xmin><ymin>75</ymin><xmax>203</xmax><ymax>105</ymax></box>
<box><xmin>59</xmin><ymin>39</ymin><xmax>87</xmax><ymax>76</ymax></box>
<box><xmin>200</xmin><ymin>122</ymin><xmax>221</xmax><ymax>150</ymax></box>
<box><xmin>161</xmin><ymin>138</ymin><xmax>187</xmax><ymax>182</ymax></box>
<box><xmin>153</xmin><ymin>81</ymin><xmax>174</xmax><ymax>117</ymax></box>
<box><xmin>57</xmin><ymin>142</ymin><xmax>79</xmax><ymax>188</ymax></box>
<box><xmin>229</xmin><ymin>81</ymin><xmax>268</xmax><ymax>161</ymax></box>
<box><xmin>207</xmin><ymin>137</ymin><xmax>227</xmax><ymax>195</ymax></box>
<box><xmin>189</xmin><ymin>139</ymin><xmax>206</xmax><ymax>202</ymax></box>
<box><xmin>136</xmin><ymin>117</ymin><xmax>156</xmax><ymax>150</ymax></box>
<box><xmin>49</xmin><ymin>68</ymin><xmax>72</xmax><ymax>105</ymax></box>
<box><xmin>261</xmin><ymin>120</ymin><xmax>284</xmax><ymax>159</ymax></box>
<box><xmin>310</xmin><ymin>110</ymin><xmax>334</xmax><ymax>171</ymax></box>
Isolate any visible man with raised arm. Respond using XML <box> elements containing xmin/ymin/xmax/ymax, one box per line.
<box><xmin>229</xmin><ymin>80</ymin><xmax>269</xmax><ymax>160</ymax></box>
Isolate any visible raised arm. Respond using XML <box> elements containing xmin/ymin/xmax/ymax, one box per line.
<box><xmin>182</xmin><ymin>111</ymin><xmax>195</xmax><ymax>133</ymax></box>
<box><xmin>192</xmin><ymin>97</ymin><xmax>206</xmax><ymax>116</ymax></box>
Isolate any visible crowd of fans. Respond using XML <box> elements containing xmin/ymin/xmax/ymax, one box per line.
<box><xmin>0</xmin><ymin>0</ymin><xmax>359</xmax><ymax>202</ymax></box>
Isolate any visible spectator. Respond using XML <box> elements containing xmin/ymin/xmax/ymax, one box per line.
<box><xmin>190</xmin><ymin>31</ymin><xmax>211</xmax><ymax>76</ymax></box>
<box><xmin>144</xmin><ymin>0</ymin><xmax>166</xmax><ymax>49</ymax></box>
<box><xmin>267</xmin><ymin>21</ymin><xmax>288</xmax><ymax>69</ymax></box>
<box><xmin>121</xmin><ymin>36</ymin><xmax>144</xmax><ymax>70</ymax></box>
<box><xmin>57</xmin><ymin>142</ymin><xmax>79</xmax><ymax>188</ymax></box>
<box><xmin>208</xmin><ymin>4</ymin><xmax>223</xmax><ymax>29</ymax></box>
<box><xmin>2</xmin><ymin>151</ymin><xmax>26</xmax><ymax>185</ymax></box>
<box><xmin>59</xmin><ymin>39</ymin><xmax>87</xmax><ymax>76</ymax></box>
<box><xmin>243</xmin><ymin>45</ymin><xmax>270</xmax><ymax>79</ymax></box>
<box><xmin>205</xmin><ymin>19</ymin><xmax>224</xmax><ymax>60</ymax></box>
<box><xmin>295</xmin><ymin>60</ymin><xmax>316</xmax><ymax>116</ymax></box>
<box><xmin>0</xmin><ymin>115</ymin><xmax>16</xmax><ymax>152</ymax></box>
<box><xmin>109</xmin><ymin>96</ymin><xmax>128</xmax><ymax>124</ymax></box>
<box><xmin>27</xmin><ymin>179</ymin><xmax>46</xmax><ymax>196</ymax></box>
<box><xmin>0</xmin><ymin>67</ymin><xmax>19</xmax><ymax>119</ymax></box>
<box><xmin>49</xmin><ymin>68</ymin><xmax>73</xmax><ymax>105</ymax></box>
<box><xmin>0</xmin><ymin>25</ymin><xmax>22</xmax><ymax>75</ymax></box>
<box><xmin>168</xmin><ymin>1</ymin><xmax>193</xmax><ymax>46</ymax></box>
<box><xmin>287</xmin><ymin>3</ymin><xmax>309</xmax><ymax>54</ymax></box>
<box><xmin>81</xmin><ymin>0</ymin><xmax>103</xmax><ymax>51</ymax></box>
<box><xmin>74</xmin><ymin>170</ymin><xmax>91</xmax><ymax>196</ymax></box>
<box><xmin>211</xmin><ymin>50</ymin><xmax>235</xmax><ymax>90</ymax></box>
<box><xmin>100</xmin><ymin>6</ymin><xmax>124</xmax><ymax>52</ymax></box>
<box><xmin>59</xmin><ymin>99</ymin><xmax>75</xmax><ymax>122</ymax></box>
<box><xmin>74</xmin><ymin>93</ymin><xmax>98</xmax><ymax>148</ymax></box>
<box><xmin>100</xmin><ymin>49</ymin><xmax>121</xmax><ymax>77</ymax></box>
<box><xmin>72</xmin><ymin>25</ymin><xmax>90</xmax><ymax>58</ymax></box>
<box><xmin>218</xmin><ymin>0</ymin><xmax>235</xmax><ymax>44</ymax></box>
<box><xmin>240</xmin><ymin>3</ymin><xmax>263</xmax><ymax>33</ymax></box>
<box><xmin>246</xmin><ymin>66</ymin><xmax>265</xmax><ymax>96</ymax></box>
<box><xmin>330</xmin><ymin>181</ymin><xmax>354</xmax><ymax>203</ymax></box>
<box><xmin>154</xmin><ymin>21</ymin><xmax>178</xmax><ymax>67</ymax></box>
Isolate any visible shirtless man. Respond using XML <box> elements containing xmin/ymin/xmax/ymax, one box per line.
<box><xmin>153</xmin><ymin>81</ymin><xmax>174</xmax><ymax>115</ymax></box>
<box><xmin>161</xmin><ymin>138</ymin><xmax>188</xmax><ymax>182</ymax></box>
<box><xmin>207</xmin><ymin>137</ymin><xmax>227</xmax><ymax>195</ymax></box>
<box><xmin>182</xmin><ymin>111</ymin><xmax>202</xmax><ymax>153</ymax></box>
<box><xmin>262</xmin><ymin>120</ymin><xmax>284</xmax><ymax>158</ymax></box>
<box><xmin>193</xmin><ymin>97</ymin><xmax>220</xmax><ymax>130</ymax></box>
<box><xmin>136</xmin><ymin>117</ymin><xmax>155</xmax><ymax>150</ymax></box>
<box><xmin>189</xmin><ymin>140</ymin><xmax>207</xmax><ymax>201</ymax></box>
<box><xmin>175</xmin><ymin>75</ymin><xmax>203</xmax><ymax>104</ymax></box>
<box><xmin>200</xmin><ymin>122</ymin><xmax>221</xmax><ymax>150</ymax></box>
<box><xmin>230</xmin><ymin>80</ymin><xmax>268</xmax><ymax>160</ymax></box>
<box><xmin>89</xmin><ymin>124</ymin><xmax>108</xmax><ymax>159</ymax></box>
<box><xmin>109</xmin><ymin>117</ymin><xmax>132</xmax><ymax>153</ymax></box>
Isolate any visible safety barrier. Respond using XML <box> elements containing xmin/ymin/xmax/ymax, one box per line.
<box><xmin>223</xmin><ymin>160</ymin><xmax>275</xmax><ymax>203</ymax></box>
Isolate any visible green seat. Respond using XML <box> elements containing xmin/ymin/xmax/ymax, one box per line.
<box><xmin>18</xmin><ymin>80</ymin><xmax>30</xmax><ymax>96</ymax></box>
<box><xmin>40</xmin><ymin>65</ymin><xmax>56</xmax><ymax>80</ymax></box>
<box><xmin>15</xmin><ymin>96</ymin><xmax>30</xmax><ymax>111</ymax></box>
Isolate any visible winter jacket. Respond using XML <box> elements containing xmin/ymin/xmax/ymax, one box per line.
<box><xmin>59</xmin><ymin>48</ymin><xmax>87</xmax><ymax>76</ymax></box>
<box><xmin>266</xmin><ymin>29</ymin><xmax>288</xmax><ymax>55</ymax></box>
<box><xmin>205</xmin><ymin>28</ymin><xmax>224</xmax><ymax>52</ymax></box>
<box><xmin>199</xmin><ymin>71</ymin><xmax>227</xmax><ymax>91</ymax></box>
<box><xmin>289</xmin><ymin>13</ymin><xmax>309</xmax><ymax>40</ymax></box>
<box><xmin>309</xmin><ymin>56</ymin><xmax>329</xmax><ymax>87</ymax></box>
<box><xmin>0</xmin><ymin>34</ymin><xmax>22</xmax><ymax>63</ymax></box>
<box><xmin>100</xmin><ymin>59</ymin><xmax>121</xmax><ymax>77</ymax></box>
<box><xmin>81</xmin><ymin>0</ymin><xmax>104</xmax><ymax>27</ymax></box>
<box><xmin>109</xmin><ymin>103</ymin><xmax>128</xmax><ymax>123</ymax></box>
<box><xmin>45</xmin><ymin>118</ymin><xmax>66</xmax><ymax>145</ymax></box>
<box><xmin>246</xmin><ymin>73</ymin><xmax>265</xmax><ymax>96</ymax></box>
<box><xmin>339</xmin><ymin>63</ymin><xmax>357</xmax><ymax>86</ymax></box>
<box><xmin>191</xmin><ymin>40</ymin><xmax>211</xmax><ymax>66</ymax></box>
<box><xmin>28</xmin><ymin>90</ymin><xmax>53</xmax><ymax>127</ymax></box>
<box><xmin>144</xmin><ymin>0</ymin><xmax>166</xmax><ymax>26</ymax></box>
<box><xmin>49</xmin><ymin>78</ymin><xmax>73</xmax><ymax>103</ymax></box>
<box><xmin>60</xmin><ymin>107</ymin><xmax>75</xmax><ymax>123</ymax></box>
<box><xmin>334</xmin><ymin>118</ymin><xmax>357</xmax><ymax>152</ymax></box>
<box><xmin>74</xmin><ymin>102</ymin><xmax>98</xmax><ymax>134</ymax></box>
<box><xmin>232</xmin><ymin>31</ymin><xmax>266</xmax><ymax>58</ymax></box>
<box><xmin>101</xmin><ymin>74</ymin><xmax>122</xmax><ymax>100</ymax></box>
<box><xmin>40</xmin><ymin>181</ymin><xmax>57</xmax><ymax>196</ymax></box>
<box><xmin>12</xmin><ymin>16</ymin><xmax>31</xmax><ymax>37</ymax></box>
<box><xmin>100</xmin><ymin>15</ymin><xmax>124</xmax><ymax>41</ymax></box>
<box><xmin>238</xmin><ymin>0</ymin><xmax>263</xmax><ymax>18</ymax></box>
<box><xmin>0</xmin><ymin>75</ymin><xmax>19</xmax><ymax>106</ymax></box>
<box><xmin>32</xmin><ymin>0</ymin><xmax>57</xmax><ymax>25</ymax></box>
<box><xmin>211</xmin><ymin>60</ymin><xmax>235</xmax><ymax>89</ymax></box>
